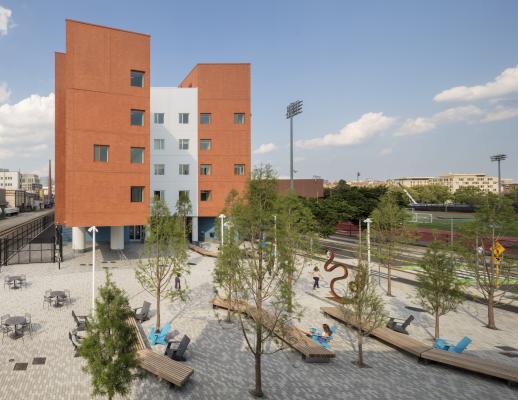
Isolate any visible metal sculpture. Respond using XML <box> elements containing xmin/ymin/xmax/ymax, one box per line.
<box><xmin>323</xmin><ymin>249</ymin><xmax>349</xmax><ymax>300</ymax></box>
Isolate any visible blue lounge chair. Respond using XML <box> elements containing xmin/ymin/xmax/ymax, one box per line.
<box><xmin>434</xmin><ymin>338</ymin><xmax>449</xmax><ymax>350</ymax></box>
<box><xmin>448</xmin><ymin>336</ymin><xmax>471</xmax><ymax>353</ymax></box>
<box><xmin>155</xmin><ymin>322</ymin><xmax>171</xmax><ymax>345</ymax></box>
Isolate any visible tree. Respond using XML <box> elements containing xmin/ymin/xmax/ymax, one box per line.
<box><xmin>416</xmin><ymin>243</ymin><xmax>465</xmax><ymax>339</ymax></box>
<box><xmin>80</xmin><ymin>271</ymin><xmax>138</xmax><ymax>400</ymax></box>
<box><xmin>409</xmin><ymin>184</ymin><xmax>451</xmax><ymax>204</ymax></box>
<box><xmin>455</xmin><ymin>193</ymin><xmax>518</xmax><ymax>329</ymax></box>
<box><xmin>371</xmin><ymin>192</ymin><xmax>410</xmax><ymax>296</ymax></box>
<box><xmin>342</xmin><ymin>259</ymin><xmax>385</xmax><ymax>367</ymax></box>
<box><xmin>176</xmin><ymin>190</ymin><xmax>192</xmax><ymax>239</ymax></box>
<box><xmin>214</xmin><ymin>190</ymin><xmax>242</xmax><ymax>323</ymax></box>
<box><xmin>453</xmin><ymin>186</ymin><xmax>484</xmax><ymax>207</ymax></box>
<box><xmin>136</xmin><ymin>198</ymin><xmax>190</xmax><ymax>329</ymax></box>
<box><xmin>223</xmin><ymin>165</ymin><xmax>316</xmax><ymax>397</ymax></box>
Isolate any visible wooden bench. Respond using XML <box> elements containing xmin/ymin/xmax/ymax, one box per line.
<box><xmin>189</xmin><ymin>244</ymin><xmax>218</xmax><ymax>257</ymax></box>
<box><xmin>322</xmin><ymin>306</ymin><xmax>518</xmax><ymax>386</ymax></box>
<box><xmin>421</xmin><ymin>349</ymin><xmax>518</xmax><ymax>387</ymax></box>
<box><xmin>211</xmin><ymin>297</ymin><xmax>335</xmax><ymax>363</ymax></box>
<box><xmin>128</xmin><ymin>317</ymin><xmax>194</xmax><ymax>387</ymax></box>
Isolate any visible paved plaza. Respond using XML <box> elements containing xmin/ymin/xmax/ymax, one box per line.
<box><xmin>0</xmin><ymin>245</ymin><xmax>517</xmax><ymax>400</ymax></box>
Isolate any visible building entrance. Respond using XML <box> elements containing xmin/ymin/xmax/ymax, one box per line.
<box><xmin>129</xmin><ymin>225</ymin><xmax>144</xmax><ymax>241</ymax></box>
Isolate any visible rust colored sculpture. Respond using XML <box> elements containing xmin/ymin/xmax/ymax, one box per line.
<box><xmin>323</xmin><ymin>249</ymin><xmax>349</xmax><ymax>300</ymax></box>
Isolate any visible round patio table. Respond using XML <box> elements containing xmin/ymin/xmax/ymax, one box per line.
<box><xmin>5</xmin><ymin>316</ymin><xmax>26</xmax><ymax>339</ymax></box>
<box><xmin>50</xmin><ymin>290</ymin><xmax>66</xmax><ymax>307</ymax></box>
<box><xmin>8</xmin><ymin>276</ymin><xmax>23</xmax><ymax>289</ymax></box>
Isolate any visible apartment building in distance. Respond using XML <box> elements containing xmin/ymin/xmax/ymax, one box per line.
<box><xmin>55</xmin><ymin>20</ymin><xmax>150</xmax><ymax>251</ymax></box>
<box><xmin>55</xmin><ymin>20</ymin><xmax>251</xmax><ymax>248</ymax></box>
<box><xmin>20</xmin><ymin>174</ymin><xmax>42</xmax><ymax>193</ymax></box>
<box><xmin>0</xmin><ymin>169</ymin><xmax>21</xmax><ymax>190</ymax></box>
<box><xmin>388</xmin><ymin>173</ymin><xmax>512</xmax><ymax>193</ymax></box>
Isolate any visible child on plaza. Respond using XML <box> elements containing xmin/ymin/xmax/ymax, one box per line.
<box><xmin>312</xmin><ymin>266</ymin><xmax>322</xmax><ymax>289</ymax></box>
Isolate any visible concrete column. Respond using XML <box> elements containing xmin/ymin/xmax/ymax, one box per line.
<box><xmin>110</xmin><ymin>226</ymin><xmax>124</xmax><ymax>250</ymax></box>
<box><xmin>191</xmin><ymin>217</ymin><xmax>198</xmax><ymax>243</ymax></box>
<box><xmin>72</xmin><ymin>227</ymin><xmax>86</xmax><ymax>252</ymax></box>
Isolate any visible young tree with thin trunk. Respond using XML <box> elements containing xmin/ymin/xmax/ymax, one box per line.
<box><xmin>371</xmin><ymin>192</ymin><xmax>410</xmax><ymax>296</ymax></box>
<box><xmin>136</xmin><ymin>198</ymin><xmax>190</xmax><ymax>330</ymax></box>
<box><xmin>416</xmin><ymin>242</ymin><xmax>464</xmax><ymax>339</ymax></box>
<box><xmin>455</xmin><ymin>193</ymin><xmax>518</xmax><ymax>330</ymax></box>
<box><xmin>176</xmin><ymin>191</ymin><xmax>192</xmax><ymax>239</ymax></box>
<box><xmin>80</xmin><ymin>271</ymin><xmax>138</xmax><ymax>400</ymax></box>
<box><xmin>342</xmin><ymin>259</ymin><xmax>385</xmax><ymax>367</ymax></box>
<box><xmin>224</xmin><ymin>165</ymin><xmax>316</xmax><ymax>397</ymax></box>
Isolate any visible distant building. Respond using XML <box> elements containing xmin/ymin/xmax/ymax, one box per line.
<box><xmin>0</xmin><ymin>169</ymin><xmax>21</xmax><ymax>190</ymax></box>
<box><xmin>388</xmin><ymin>173</ymin><xmax>512</xmax><ymax>193</ymax></box>
<box><xmin>348</xmin><ymin>180</ymin><xmax>386</xmax><ymax>188</ymax></box>
<box><xmin>20</xmin><ymin>174</ymin><xmax>42</xmax><ymax>193</ymax></box>
<box><xmin>277</xmin><ymin>179</ymin><xmax>324</xmax><ymax>199</ymax></box>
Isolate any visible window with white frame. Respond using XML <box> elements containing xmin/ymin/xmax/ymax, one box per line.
<box><xmin>179</xmin><ymin>164</ymin><xmax>190</xmax><ymax>175</ymax></box>
<box><xmin>154</xmin><ymin>139</ymin><xmax>165</xmax><ymax>150</ymax></box>
<box><xmin>178</xmin><ymin>113</ymin><xmax>189</xmax><ymax>124</ymax></box>
<box><xmin>179</xmin><ymin>139</ymin><xmax>189</xmax><ymax>150</ymax></box>
<box><xmin>154</xmin><ymin>113</ymin><xmax>165</xmax><ymax>124</ymax></box>
<box><xmin>154</xmin><ymin>164</ymin><xmax>165</xmax><ymax>175</ymax></box>
<box><xmin>200</xmin><ymin>164</ymin><xmax>212</xmax><ymax>176</ymax></box>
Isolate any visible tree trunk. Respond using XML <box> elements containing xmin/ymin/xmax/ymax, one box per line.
<box><xmin>487</xmin><ymin>291</ymin><xmax>497</xmax><ymax>329</ymax></box>
<box><xmin>387</xmin><ymin>264</ymin><xmax>392</xmax><ymax>296</ymax></box>
<box><xmin>358</xmin><ymin>334</ymin><xmax>364</xmax><ymax>367</ymax></box>
<box><xmin>287</xmin><ymin>273</ymin><xmax>293</xmax><ymax>312</ymax></box>
<box><xmin>434</xmin><ymin>312</ymin><xmax>440</xmax><ymax>339</ymax></box>
<box><xmin>226</xmin><ymin>290</ymin><xmax>232</xmax><ymax>323</ymax></box>
<box><xmin>253</xmin><ymin>328</ymin><xmax>263</xmax><ymax>397</ymax></box>
<box><xmin>156</xmin><ymin>287</ymin><xmax>161</xmax><ymax>330</ymax></box>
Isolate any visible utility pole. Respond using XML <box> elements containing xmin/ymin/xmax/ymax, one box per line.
<box><xmin>88</xmin><ymin>226</ymin><xmax>98</xmax><ymax>315</ymax></box>
<box><xmin>490</xmin><ymin>154</ymin><xmax>507</xmax><ymax>193</ymax></box>
<box><xmin>286</xmin><ymin>100</ymin><xmax>303</xmax><ymax>190</ymax></box>
<box><xmin>219</xmin><ymin>214</ymin><xmax>225</xmax><ymax>246</ymax></box>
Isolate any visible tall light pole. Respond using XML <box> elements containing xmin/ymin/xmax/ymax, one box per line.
<box><xmin>219</xmin><ymin>214</ymin><xmax>225</xmax><ymax>246</ymax></box>
<box><xmin>286</xmin><ymin>100</ymin><xmax>303</xmax><ymax>190</ymax></box>
<box><xmin>273</xmin><ymin>214</ymin><xmax>277</xmax><ymax>268</ymax></box>
<box><xmin>88</xmin><ymin>226</ymin><xmax>98</xmax><ymax>315</ymax></box>
<box><xmin>490</xmin><ymin>154</ymin><xmax>507</xmax><ymax>193</ymax></box>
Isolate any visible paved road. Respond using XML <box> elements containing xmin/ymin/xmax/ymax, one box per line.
<box><xmin>0</xmin><ymin>209</ymin><xmax>53</xmax><ymax>236</ymax></box>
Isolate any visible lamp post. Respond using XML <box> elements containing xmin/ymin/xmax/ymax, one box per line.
<box><xmin>219</xmin><ymin>214</ymin><xmax>225</xmax><ymax>246</ymax></box>
<box><xmin>364</xmin><ymin>218</ymin><xmax>372</xmax><ymax>277</ymax></box>
<box><xmin>490</xmin><ymin>154</ymin><xmax>507</xmax><ymax>193</ymax></box>
<box><xmin>87</xmin><ymin>226</ymin><xmax>98</xmax><ymax>314</ymax></box>
<box><xmin>286</xmin><ymin>100</ymin><xmax>303</xmax><ymax>190</ymax></box>
<box><xmin>273</xmin><ymin>214</ymin><xmax>277</xmax><ymax>268</ymax></box>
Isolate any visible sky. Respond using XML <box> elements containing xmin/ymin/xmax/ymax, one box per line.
<box><xmin>0</xmin><ymin>0</ymin><xmax>517</xmax><ymax>181</ymax></box>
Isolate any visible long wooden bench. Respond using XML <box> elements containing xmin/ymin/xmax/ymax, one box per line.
<box><xmin>211</xmin><ymin>297</ymin><xmax>335</xmax><ymax>363</ymax></box>
<box><xmin>128</xmin><ymin>317</ymin><xmax>194</xmax><ymax>387</ymax></box>
<box><xmin>321</xmin><ymin>306</ymin><xmax>518</xmax><ymax>386</ymax></box>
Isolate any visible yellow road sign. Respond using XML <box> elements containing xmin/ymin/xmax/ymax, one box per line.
<box><xmin>492</xmin><ymin>241</ymin><xmax>506</xmax><ymax>259</ymax></box>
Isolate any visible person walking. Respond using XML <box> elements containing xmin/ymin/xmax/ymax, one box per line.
<box><xmin>174</xmin><ymin>274</ymin><xmax>181</xmax><ymax>290</ymax></box>
<box><xmin>312</xmin><ymin>267</ymin><xmax>322</xmax><ymax>290</ymax></box>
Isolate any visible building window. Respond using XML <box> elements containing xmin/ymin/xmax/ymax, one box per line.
<box><xmin>179</xmin><ymin>164</ymin><xmax>190</xmax><ymax>175</ymax></box>
<box><xmin>234</xmin><ymin>113</ymin><xmax>245</xmax><ymax>124</ymax></box>
<box><xmin>131</xmin><ymin>110</ymin><xmax>145</xmax><ymax>126</ymax></box>
<box><xmin>154</xmin><ymin>139</ymin><xmax>165</xmax><ymax>150</ymax></box>
<box><xmin>130</xmin><ymin>147</ymin><xmax>144</xmax><ymax>164</ymax></box>
<box><xmin>179</xmin><ymin>139</ymin><xmax>190</xmax><ymax>150</ymax></box>
<box><xmin>200</xmin><ymin>139</ymin><xmax>212</xmax><ymax>150</ymax></box>
<box><xmin>154</xmin><ymin>113</ymin><xmax>165</xmax><ymax>124</ymax></box>
<box><xmin>93</xmin><ymin>145</ymin><xmax>109</xmax><ymax>162</ymax></box>
<box><xmin>178</xmin><ymin>113</ymin><xmax>189</xmax><ymax>124</ymax></box>
<box><xmin>153</xmin><ymin>190</ymin><xmax>164</xmax><ymax>201</ymax></box>
<box><xmin>130</xmin><ymin>70</ymin><xmax>144</xmax><ymax>87</ymax></box>
<box><xmin>154</xmin><ymin>164</ymin><xmax>165</xmax><ymax>175</ymax></box>
<box><xmin>179</xmin><ymin>190</ymin><xmax>190</xmax><ymax>201</ymax></box>
<box><xmin>234</xmin><ymin>164</ymin><xmax>245</xmax><ymax>176</ymax></box>
<box><xmin>201</xmin><ymin>190</ymin><xmax>212</xmax><ymax>201</ymax></box>
<box><xmin>131</xmin><ymin>186</ymin><xmax>144</xmax><ymax>202</ymax></box>
<box><xmin>200</xmin><ymin>164</ymin><xmax>212</xmax><ymax>176</ymax></box>
<box><xmin>200</xmin><ymin>113</ymin><xmax>212</xmax><ymax>124</ymax></box>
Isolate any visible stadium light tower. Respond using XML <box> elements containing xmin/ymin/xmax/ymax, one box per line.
<box><xmin>286</xmin><ymin>100</ymin><xmax>303</xmax><ymax>190</ymax></box>
<box><xmin>490</xmin><ymin>154</ymin><xmax>507</xmax><ymax>193</ymax></box>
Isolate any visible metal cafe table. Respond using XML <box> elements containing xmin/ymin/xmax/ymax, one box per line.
<box><xmin>50</xmin><ymin>291</ymin><xmax>67</xmax><ymax>307</ymax></box>
<box><xmin>8</xmin><ymin>276</ymin><xmax>23</xmax><ymax>289</ymax></box>
<box><xmin>5</xmin><ymin>315</ymin><xmax>26</xmax><ymax>339</ymax></box>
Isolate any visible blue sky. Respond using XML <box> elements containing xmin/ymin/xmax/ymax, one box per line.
<box><xmin>0</xmin><ymin>0</ymin><xmax>517</xmax><ymax>181</ymax></box>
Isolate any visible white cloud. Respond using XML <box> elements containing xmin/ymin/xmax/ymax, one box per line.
<box><xmin>254</xmin><ymin>142</ymin><xmax>278</xmax><ymax>154</ymax></box>
<box><xmin>0</xmin><ymin>82</ymin><xmax>10</xmax><ymax>104</ymax></box>
<box><xmin>0</xmin><ymin>5</ymin><xmax>12</xmax><ymax>36</ymax></box>
<box><xmin>481</xmin><ymin>105</ymin><xmax>518</xmax><ymax>123</ymax></box>
<box><xmin>434</xmin><ymin>64</ymin><xmax>518</xmax><ymax>102</ymax></box>
<box><xmin>0</xmin><ymin>93</ymin><xmax>54</xmax><ymax>165</ymax></box>
<box><xmin>379</xmin><ymin>147</ymin><xmax>393</xmax><ymax>156</ymax></box>
<box><xmin>396</xmin><ymin>105</ymin><xmax>483</xmax><ymax>136</ymax></box>
<box><xmin>296</xmin><ymin>112</ymin><xmax>396</xmax><ymax>149</ymax></box>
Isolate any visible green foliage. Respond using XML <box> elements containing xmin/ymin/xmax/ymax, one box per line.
<box><xmin>408</xmin><ymin>184</ymin><xmax>451</xmax><ymax>204</ymax></box>
<box><xmin>453</xmin><ymin>186</ymin><xmax>484</xmax><ymax>206</ymax></box>
<box><xmin>343</xmin><ymin>260</ymin><xmax>385</xmax><ymax>367</ymax></box>
<box><xmin>176</xmin><ymin>190</ymin><xmax>193</xmax><ymax>237</ymax></box>
<box><xmin>136</xmin><ymin>198</ymin><xmax>190</xmax><ymax>328</ymax></box>
<box><xmin>416</xmin><ymin>243</ymin><xmax>464</xmax><ymax>338</ymax></box>
<box><xmin>371</xmin><ymin>192</ymin><xmax>412</xmax><ymax>296</ymax></box>
<box><xmin>79</xmin><ymin>272</ymin><xmax>138</xmax><ymax>400</ymax></box>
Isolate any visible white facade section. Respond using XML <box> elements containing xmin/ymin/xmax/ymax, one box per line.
<box><xmin>0</xmin><ymin>170</ymin><xmax>21</xmax><ymax>189</ymax></box>
<box><xmin>151</xmin><ymin>87</ymin><xmax>198</xmax><ymax>219</ymax></box>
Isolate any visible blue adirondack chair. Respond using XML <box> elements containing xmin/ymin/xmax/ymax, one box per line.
<box><xmin>448</xmin><ymin>336</ymin><xmax>472</xmax><ymax>353</ymax></box>
<box><xmin>148</xmin><ymin>326</ymin><xmax>158</xmax><ymax>345</ymax></box>
<box><xmin>155</xmin><ymin>322</ymin><xmax>171</xmax><ymax>345</ymax></box>
<box><xmin>434</xmin><ymin>338</ymin><xmax>449</xmax><ymax>350</ymax></box>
